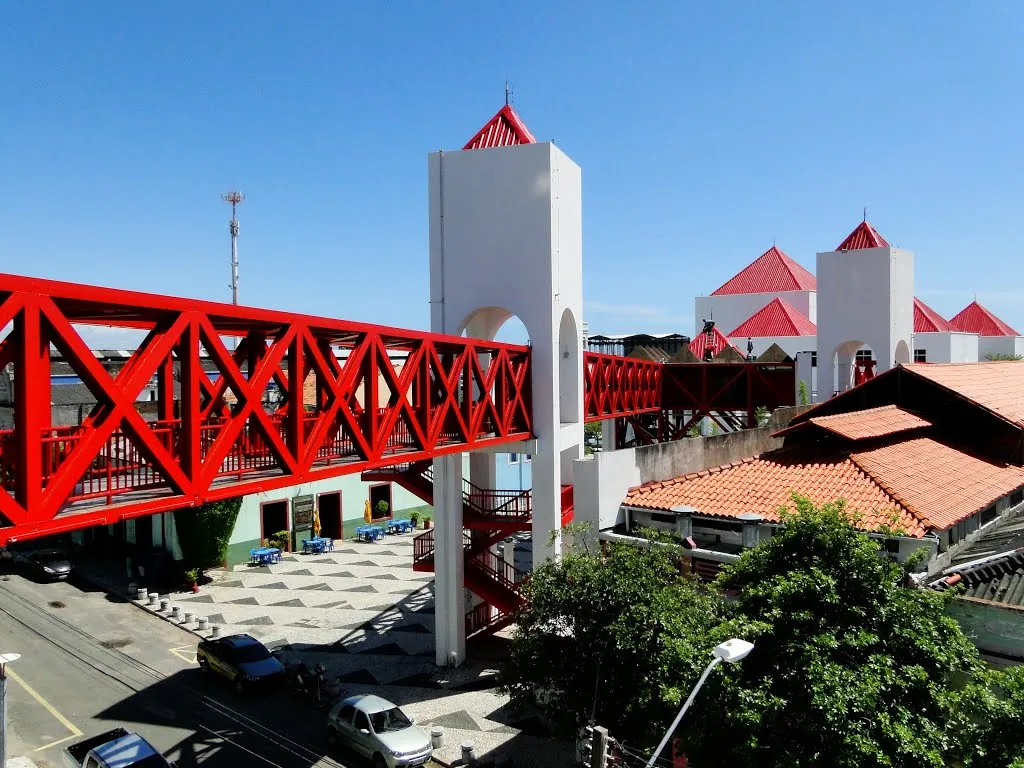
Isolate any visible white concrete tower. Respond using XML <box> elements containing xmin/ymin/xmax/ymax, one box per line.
<box><xmin>816</xmin><ymin>219</ymin><xmax>914</xmax><ymax>395</ymax></box>
<box><xmin>427</xmin><ymin>105</ymin><xmax>584</xmax><ymax>665</ymax></box>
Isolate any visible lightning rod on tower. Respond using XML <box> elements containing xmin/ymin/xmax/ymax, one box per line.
<box><xmin>222</xmin><ymin>190</ymin><xmax>244</xmax><ymax>305</ymax></box>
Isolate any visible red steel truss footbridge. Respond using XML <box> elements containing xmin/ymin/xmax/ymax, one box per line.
<box><xmin>0</xmin><ymin>273</ymin><xmax>662</xmax><ymax>546</ymax></box>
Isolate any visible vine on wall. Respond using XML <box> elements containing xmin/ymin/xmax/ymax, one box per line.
<box><xmin>173</xmin><ymin>496</ymin><xmax>242</xmax><ymax>573</ymax></box>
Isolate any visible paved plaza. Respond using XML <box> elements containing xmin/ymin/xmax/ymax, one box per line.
<box><xmin>127</xmin><ymin>534</ymin><xmax>572</xmax><ymax>767</ymax></box>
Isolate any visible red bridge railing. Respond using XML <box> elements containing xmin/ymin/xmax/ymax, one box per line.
<box><xmin>583</xmin><ymin>352</ymin><xmax>662</xmax><ymax>422</ymax></box>
<box><xmin>0</xmin><ymin>273</ymin><xmax>533</xmax><ymax>543</ymax></box>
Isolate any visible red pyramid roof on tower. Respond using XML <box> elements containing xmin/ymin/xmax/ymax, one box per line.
<box><xmin>463</xmin><ymin>104</ymin><xmax>537</xmax><ymax>150</ymax></box>
<box><xmin>710</xmin><ymin>246</ymin><xmax>816</xmax><ymax>296</ymax></box>
<box><xmin>913</xmin><ymin>298</ymin><xmax>951</xmax><ymax>333</ymax></box>
<box><xmin>836</xmin><ymin>220</ymin><xmax>890</xmax><ymax>250</ymax></box>
<box><xmin>949</xmin><ymin>301</ymin><xmax>1020</xmax><ymax>337</ymax></box>
<box><xmin>688</xmin><ymin>326</ymin><xmax>741</xmax><ymax>358</ymax></box>
<box><xmin>726</xmin><ymin>298</ymin><xmax>817</xmax><ymax>338</ymax></box>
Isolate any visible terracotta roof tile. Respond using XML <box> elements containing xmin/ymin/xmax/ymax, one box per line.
<box><xmin>710</xmin><ymin>246</ymin><xmax>816</xmax><ymax>296</ymax></box>
<box><xmin>905</xmin><ymin>361</ymin><xmax>1024</xmax><ymax>426</ymax></box>
<box><xmin>914</xmin><ymin>297</ymin><xmax>951</xmax><ymax>333</ymax></box>
<box><xmin>948</xmin><ymin>300</ymin><xmax>1020</xmax><ymax>337</ymax></box>
<box><xmin>623</xmin><ymin>449</ymin><xmax>926</xmax><ymax>537</ymax></box>
<box><xmin>836</xmin><ymin>220</ymin><xmax>890</xmax><ymax>250</ymax></box>
<box><xmin>463</xmin><ymin>105</ymin><xmax>537</xmax><ymax>150</ymax></box>
<box><xmin>726</xmin><ymin>297</ymin><xmax>817</xmax><ymax>338</ymax></box>
<box><xmin>851</xmin><ymin>437</ymin><xmax>1024</xmax><ymax>530</ymax></box>
<box><xmin>808</xmin><ymin>405</ymin><xmax>931</xmax><ymax>441</ymax></box>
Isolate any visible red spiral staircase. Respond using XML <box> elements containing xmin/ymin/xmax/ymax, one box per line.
<box><xmin>363</xmin><ymin>461</ymin><xmax>574</xmax><ymax>637</ymax></box>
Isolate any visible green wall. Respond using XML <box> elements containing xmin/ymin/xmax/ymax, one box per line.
<box><xmin>948</xmin><ymin>596</ymin><xmax>1024</xmax><ymax>662</ymax></box>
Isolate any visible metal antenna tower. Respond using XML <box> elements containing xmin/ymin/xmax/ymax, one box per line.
<box><xmin>222</xmin><ymin>190</ymin><xmax>245</xmax><ymax>305</ymax></box>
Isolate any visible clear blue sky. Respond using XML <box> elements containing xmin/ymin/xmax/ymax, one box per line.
<box><xmin>2</xmin><ymin>2</ymin><xmax>1022</xmax><ymax>346</ymax></box>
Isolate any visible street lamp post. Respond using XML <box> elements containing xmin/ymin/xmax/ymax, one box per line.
<box><xmin>644</xmin><ymin>639</ymin><xmax>753</xmax><ymax>768</ymax></box>
<box><xmin>0</xmin><ymin>652</ymin><xmax>22</xmax><ymax>768</ymax></box>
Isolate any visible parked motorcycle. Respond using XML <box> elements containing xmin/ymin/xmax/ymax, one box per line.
<box><xmin>281</xmin><ymin>659</ymin><xmax>342</xmax><ymax>709</ymax></box>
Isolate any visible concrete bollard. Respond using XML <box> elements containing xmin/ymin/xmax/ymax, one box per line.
<box><xmin>461</xmin><ymin>742</ymin><xmax>476</xmax><ymax>764</ymax></box>
<box><xmin>171</xmin><ymin>606</ymin><xmax>181</xmax><ymax>620</ymax></box>
<box><xmin>211</xmin><ymin>625</ymin><xmax>220</xmax><ymax>638</ymax></box>
<box><xmin>148</xmin><ymin>592</ymin><xmax>158</xmax><ymax>606</ymax></box>
<box><xmin>159</xmin><ymin>599</ymin><xmax>169</xmax><ymax>612</ymax></box>
<box><xmin>197</xmin><ymin>617</ymin><xmax>209</xmax><ymax>630</ymax></box>
<box><xmin>183</xmin><ymin>611</ymin><xmax>193</xmax><ymax>624</ymax></box>
<box><xmin>137</xmin><ymin>588</ymin><xmax>148</xmax><ymax>601</ymax></box>
<box><xmin>431</xmin><ymin>727</ymin><xmax>444</xmax><ymax>750</ymax></box>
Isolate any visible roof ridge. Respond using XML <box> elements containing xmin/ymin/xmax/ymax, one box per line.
<box><xmin>710</xmin><ymin>245</ymin><xmax>816</xmax><ymax>296</ymax></box>
<box><xmin>836</xmin><ymin>220</ymin><xmax>890</xmax><ymax>251</ymax></box>
<box><xmin>726</xmin><ymin>296</ymin><xmax>817</xmax><ymax>338</ymax></box>
<box><xmin>846</xmin><ymin>452</ymin><xmax>928</xmax><ymax>531</ymax></box>
<box><xmin>463</xmin><ymin>104</ymin><xmax>537</xmax><ymax>151</ymax></box>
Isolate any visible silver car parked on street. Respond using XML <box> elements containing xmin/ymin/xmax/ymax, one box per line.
<box><xmin>327</xmin><ymin>694</ymin><xmax>432</xmax><ymax>767</ymax></box>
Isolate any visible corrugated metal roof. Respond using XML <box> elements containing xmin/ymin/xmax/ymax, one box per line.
<box><xmin>726</xmin><ymin>298</ymin><xmax>817</xmax><ymax>338</ymax></box>
<box><xmin>710</xmin><ymin>246</ymin><xmax>816</xmax><ymax>296</ymax></box>
<box><xmin>463</xmin><ymin>105</ymin><xmax>536</xmax><ymax>150</ymax></box>
<box><xmin>914</xmin><ymin>297</ymin><xmax>951</xmax><ymax>333</ymax></box>
<box><xmin>835</xmin><ymin>220</ymin><xmax>890</xmax><ymax>250</ymax></box>
<box><xmin>949</xmin><ymin>300</ymin><xmax>1020</xmax><ymax>337</ymax></box>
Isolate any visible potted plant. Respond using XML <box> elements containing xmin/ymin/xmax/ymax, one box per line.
<box><xmin>423</xmin><ymin>515</ymin><xmax>433</xmax><ymax>530</ymax></box>
<box><xmin>184</xmin><ymin>568</ymin><xmax>200</xmax><ymax>593</ymax></box>
<box><xmin>410</xmin><ymin>512</ymin><xmax>420</xmax><ymax>528</ymax></box>
<box><xmin>270</xmin><ymin>530</ymin><xmax>290</xmax><ymax>552</ymax></box>
<box><xmin>375</xmin><ymin>500</ymin><xmax>390</xmax><ymax>520</ymax></box>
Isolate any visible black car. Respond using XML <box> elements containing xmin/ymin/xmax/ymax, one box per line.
<box><xmin>197</xmin><ymin>634</ymin><xmax>285</xmax><ymax>692</ymax></box>
<box><xmin>16</xmin><ymin>548</ymin><xmax>72</xmax><ymax>581</ymax></box>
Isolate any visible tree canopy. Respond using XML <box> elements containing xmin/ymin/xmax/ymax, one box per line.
<box><xmin>502</xmin><ymin>500</ymin><xmax>1024</xmax><ymax>767</ymax></box>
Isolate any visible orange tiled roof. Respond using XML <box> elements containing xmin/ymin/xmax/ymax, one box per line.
<box><xmin>806</xmin><ymin>405</ymin><xmax>931</xmax><ymax>441</ymax></box>
<box><xmin>624</xmin><ymin>450</ymin><xmax>926</xmax><ymax>537</ymax></box>
<box><xmin>850</xmin><ymin>437</ymin><xmax>1024</xmax><ymax>530</ymax></box>
<box><xmin>905</xmin><ymin>361</ymin><xmax>1024</xmax><ymax>427</ymax></box>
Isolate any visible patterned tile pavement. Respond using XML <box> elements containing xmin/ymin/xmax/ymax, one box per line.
<box><xmin>147</xmin><ymin>535</ymin><xmax>572</xmax><ymax>767</ymax></box>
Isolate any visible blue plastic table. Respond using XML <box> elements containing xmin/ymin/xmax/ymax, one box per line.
<box><xmin>303</xmin><ymin>536</ymin><xmax>334</xmax><ymax>554</ymax></box>
<box><xmin>356</xmin><ymin>525</ymin><xmax>385</xmax><ymax>542</ymax></box>
<box><xmin>387</xmin><ymin>519</ymin><xmax>414</xmax><ymax>535</ymax></box>
<box><xmin>249</xmin><ymin>547</ymin><xmax>282</xmax><ymax>565</ymax></box>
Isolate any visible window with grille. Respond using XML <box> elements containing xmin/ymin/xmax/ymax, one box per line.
<box><xmin>914</xmin><ymin>349</ymin><xmax>927</xmax><ymax>363</ymax></box>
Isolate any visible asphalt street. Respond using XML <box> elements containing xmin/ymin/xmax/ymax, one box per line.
<box><xmin>0</xmin><ymin>571</ymin><xmax>353</xmax><ymax>768</ymax></box>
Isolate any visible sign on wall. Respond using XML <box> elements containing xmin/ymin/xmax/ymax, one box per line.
<box><xmin>292</xmin><ymin>494</ymin><xmax>315</xmax><ymax>530</ymax></box>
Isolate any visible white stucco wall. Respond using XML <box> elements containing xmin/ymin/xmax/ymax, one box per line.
<box><xmin>914</xmin><ymin>332</ymin><xmax>980</xmax><ymax>363</ymax></box>
<box><xmin>726</xmin><ymin>334</ymin><xmax>816</xmax><ymax>360</ymax></box>
<box><xmin>978</xmin><ymin>336</ymin><xmax>1024</xmax><ymax>360</ymax></box>
<box><xmin>695</xmin><ymin>290</ymin><xmax>815</xmax><ymax>339</ymax></box>
<box><xmin>816</xmin><ymin>246</ymin><xmax>914</xmax><ymax>393</ymax></box>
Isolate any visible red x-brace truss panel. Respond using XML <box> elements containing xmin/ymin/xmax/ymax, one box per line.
<box><xmin>583</xmin><ymin>351</ymin><xmax>662</xmax><ymax>422</ymax></box>
<box><xmin>0</xmin><ymin>273</ymin><xmax>537</xmax><ymax>544</ymax></box>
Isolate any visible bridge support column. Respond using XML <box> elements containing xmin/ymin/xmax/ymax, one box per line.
<box><xmin>468</xmin><ymin>452</ymin><xmax>496</xmax><ymax>510</ymax></box>
<box><xmin>601</xmin><ymin>419</ymin><xmax>616</xmax><ymax>452</ymax></box>
<box><xmin>433</xmin><ymin>454</ymin><xmax>466</xmax><ymax>667</ymax></box>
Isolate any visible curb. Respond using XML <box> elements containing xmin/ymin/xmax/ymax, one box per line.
<box><xmin>75</xmin><ymin>568</ymin><xmax>217</xmax><ymax>643</ymax></box>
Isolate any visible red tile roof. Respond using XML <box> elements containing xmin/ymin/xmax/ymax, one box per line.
<box><xmin>623</xmin><ymin>433</ymin><xmax>1024</xmax><ymax>536</ymax></box>
<box><xmin>463</xmin><ymin>105</ymin><xmax>537</xmax><ymax>150</ymax></box>
<box><xmin>624</xmin><ymin>449</ymin><xmax>925</xmax><ymax>537</ymax></box>
<box><xmin>836</xmin><ymin>220</ymin><xmax>890</xmax><ymax>251</ymax></box>
<box><xmin>804</xmin><ymin>405</ymin><xmax>931</xmax><ymax>441</ymax></box>
<box><xmin>726</xmin><ymin>298</ymin><xmax>817</xmax><ymax>338</ymax></box>
<box><xmin>949</xmin><ymin>301</ymin><xmax>1020</xmax><ymax>337</ymax></box>
<box><xmin>850</xmin><ymin>438</ymin><xmax>1024</xmax><ymax>530</ymax></box>
<box><xmin>688</xmin><ymin>326</ymin><xmax>739</xmax><ymax>359</ymax></box>
<box><xmin>914</xmin><ymin>297</ymin><xmax>951</xmax><ymax>333</ymax></box>
<box><xmin>710</xmin><ymin>246</ymin><xmax>817</xmax><ymax>296</ymax></box>
<box><xmin>905</xmin><ymin>361</ymin><xmax>1024</xmax><ymax>427</ymax></box>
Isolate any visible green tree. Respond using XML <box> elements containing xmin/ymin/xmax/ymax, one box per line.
<box><xmin>682</xmin><ymin>496</ymin><xmax>986</xmax><ymax>768</ymax></box>
<box><xmin>500</xmin><ymin>524</ymin><xmax>725</xmax><ymax>742</ymax></box>
<box><xmin>950</xmin><ymin>664</ymin><xmax>1024</xmax><ymax>767</ymax></box>
<box><xmin>583</xmin><ymin>421</ymin><xmax>602</xmax><ymax>455</ymax></box>
<box><xmin>985</xmin><ymin>353</ymin><xmax>1023</xmax><ymax>361</ymax></box>
<box><xmin>173</xmin><ymin>496</ymin><xmax>242</xmax><ymax>572</ymax></box>
<box><xmin>798</xmin><ymin>379</ymin><xmax>809</xmax><ymax>405</ymax></box>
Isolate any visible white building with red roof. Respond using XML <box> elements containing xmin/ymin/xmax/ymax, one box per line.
<box><xmin>950</xmin><ymin>300</ymin><xmax>1024</xmax><ymax>360</ymax></box>
<box><xmin>694</xmin><ymin>218</ymin><xmax>1021</xmax><ymax>399</ymax></box>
